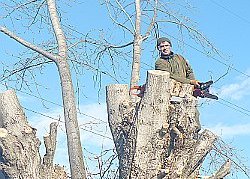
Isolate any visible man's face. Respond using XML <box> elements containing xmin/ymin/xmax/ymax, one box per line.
<box><xmin>158</xmin><ymin>41</ymin><xmax>171</xmax><ymax>56</ymax></box>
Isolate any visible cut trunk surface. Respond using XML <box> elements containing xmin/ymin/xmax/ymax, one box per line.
<box><xmin>106</xmin><ymin>70</ymin><xmax>230</xmax><ymax>179</ymax></box>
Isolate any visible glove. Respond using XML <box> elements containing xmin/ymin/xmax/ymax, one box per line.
<box><xmin>190</xmin><ymin>80</ymin><xmax>200</xmax><ymax>86</ymax></box>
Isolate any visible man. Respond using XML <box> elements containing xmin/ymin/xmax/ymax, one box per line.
<box><xmin>155</xmin><ymin>37</ymin><xmax>199</xmax><ymax>86</ymax></box>
<box><xmin>155</xmin><ymin>37</ymin><xmax>201</xmax><ymax>133</ymax></box>
<box><xmin>155</xmin><ymin>37</ymin><xmax>218</xmax><ymax>100</ymax></box>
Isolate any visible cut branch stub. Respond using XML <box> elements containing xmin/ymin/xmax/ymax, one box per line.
<box><xmin>106</xmin><ymin>84</ymin><xmax>130</xmax><ymax>140</ymax></box>
<box><xmin>43</xmin><ymin>122</ymin><xmax>58</xmax><ymax>166</ymax></box>
<box><xmin>40</xmin><ymin>122</ymin><xmax>67</xmax><ymax>179</ymax></box>
<box><xmin>0</xmin><ymin>90</ymin><xmax>34</xmax><ymax>135</ymax></box>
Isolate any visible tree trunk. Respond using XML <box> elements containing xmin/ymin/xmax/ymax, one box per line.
<box><xmin>106</xmin><ymin>70</ymin><xmax>230</xmax><ymax>179</ymax></box>
<box><xmin>0</xmin><ymin>90</ymin><xmax>67</xmax><ymax>179</ymax></box>
<box><xmin>130</xmin><ymin>0</ymin><xmax>142</xmax><ymax>98</ymax></box>
<box><xmin>46</xmin><ymin>0</ymin><xmax>86</xmax><ymax>177</ymax></box>
<box><xmin>56</xmin><ymin>60</ymin><xmax>85</xmax><ymax>179</ymax></box>
<box><xmin>0</xmin><ymin>0</ymin><xmax>87</xmax><ymax>178</ymax></box>
<box><xmin>0</xmin><ymin>24</ymin><xmax>86</xmax><ymax>178</ymax></box>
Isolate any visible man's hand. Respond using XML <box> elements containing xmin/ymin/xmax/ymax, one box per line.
<box><xmin>190</xmin><ymin>80</ymin><xmax>200</xmax><ymax>87</ymax></box>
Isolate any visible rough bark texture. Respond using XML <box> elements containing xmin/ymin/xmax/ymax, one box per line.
<box><xmin>106</xmin><ymin>70</ymin><xmax>230</xmax><ymax>179</ymax></box>
<box><xmin>0</xmin><ymin>90</ymin><xmax>67</xmax><ymax>179</ymax></box>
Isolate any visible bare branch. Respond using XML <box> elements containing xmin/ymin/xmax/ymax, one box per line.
<box><xmin>156</xmin><ymin>5</ymin><xmax>221</xmax><ymax>55</ymax></box>
<box><xmin>104</xmin><ymin>0</ymin><xmax>134</xmax><ymax>34</ymax></box>
<box><xmin>28</xmin><ymin>0</ymin><xmax>47</xmax><ymax>27</ymax></box>
<box><xmin>0</xmin><ymin>26</ymin><xmax>58</xmax><ymax>61</ymax></box>
<box><xmin>68</xmin><ymin>38</ymin><xmax>133</xmax><ymax>50</ymax></box>
<box><xmin>0</xmin><ymin>60</ymin><xmax>53</xmax><ymax>82</ymax></box>
<box><xmin>47</xmin><ymin>0</ymin><xmax>67</xmax><ymax>58</ymax></box>
<box><xmin>114</xmin><ymin>0</ymin><xmax>135</xmax><ymax>32</ymax></box>
<box><xmin>142</xmin><ymin>0</ymin><xmax>158</xmax><ymax>40</ymax></box>
<box><xmin>213</xmin><ymin>66</ymin><xmax>231</xmax><ymax>84</ymax></box>
<box><xmin>1</xmin><ymin>0</ymin><xmax>39</xmax><ymax>19</ymax></box>
<box><xmin>212</xmin><ymin>140</ymin><xmax>250</xmax><ymax>178</ymax></box>
<box><xmin>46</xmin><ymin>0</ymin><xmax>87</xmax><ymax>178</ymax></box>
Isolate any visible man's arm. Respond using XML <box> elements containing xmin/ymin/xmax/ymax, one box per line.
<box><xmin>183</xmin><ymin>57</ymin><xmax>200</xmax><ymax>86</ymax></box>
<box><xmin>186</xmin><ymin>62</ymin><xmax>195</xmax><ymax>80</ymax></box>
<box><xmin>177</xmin><ymin>54</ymin><xmax>199</xmax><ymax>85</ymax></box>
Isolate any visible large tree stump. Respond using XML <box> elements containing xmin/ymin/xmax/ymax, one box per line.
<box><xmin>106</xmin><ymin>70</ymin><xmax>230</xmax><ymax>179</ymax></box>
<box><xmin>0</xmin><ymin>90</ymin><xmax>67</xmax><ymax>179</ymax></box>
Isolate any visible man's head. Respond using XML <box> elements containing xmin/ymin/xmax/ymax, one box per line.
<box><xmin>157</xmin><ymin>37</ymin><xmax>172</xmax><ymax>56</ymax></box>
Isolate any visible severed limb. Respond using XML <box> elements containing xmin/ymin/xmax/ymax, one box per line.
<box><xmin>208</xmin><ymin>159</ymin><xmax>231</xmax><ymax>179</ymax></box>
<box><xmin>43</xmin><ymin>122</ymin><xmax>58</xmax><ymax>166</ymax></box>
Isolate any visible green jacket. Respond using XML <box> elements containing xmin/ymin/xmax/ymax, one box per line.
<box><xmin>155</xmin><ymin>54</ymin><xmax>195</xmax><ymax>84</ymax></box>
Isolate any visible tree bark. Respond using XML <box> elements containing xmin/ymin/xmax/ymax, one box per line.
<box><xmin>0</xmin><ymin>90</ymin><xmax>67</xmax><ymax>179</ymax></box>
<box><xmin>1</xmin><ymin>0</ymin><xmax>87</xmax><ymax>178</ymax></box>
<box><xmin>55</xmin><ymin>60</ymin><xmax>85</xmax><ymax>179</ymax></box>
<box><xmin>106</xmin><ymin>70</ymin><xmax>230</xmax><ymax>179</ymax></box>
<box><xmin>130</xmin><ymin>0</ymin><xmax>142</xmax><ymax>99</ymax></box>
<box><xmin>46</xmin><ymin>1</ymin><xmax>86</xmax><ymax>177</ymax></box>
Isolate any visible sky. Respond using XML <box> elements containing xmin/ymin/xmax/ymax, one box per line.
<box><xmin>1</xmin><ymin>0</ymin><xmax>250</xmax><ymax>178</ymax></box>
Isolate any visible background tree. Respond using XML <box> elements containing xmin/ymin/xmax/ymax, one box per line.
<box><xmin>0</xmin><ymin>0</ymin><xmax>124</xmax><ymax>178</ymax></box>
<box><xmin>1</xmin><ymin>0</ymin><xmax>86</xmax><ymax>178</ymax></box>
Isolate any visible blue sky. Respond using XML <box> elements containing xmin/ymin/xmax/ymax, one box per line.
<box><xmin>1</xmin><ymin>0</ymin><xmax>250</xmax><ymax>178</ymax></box>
